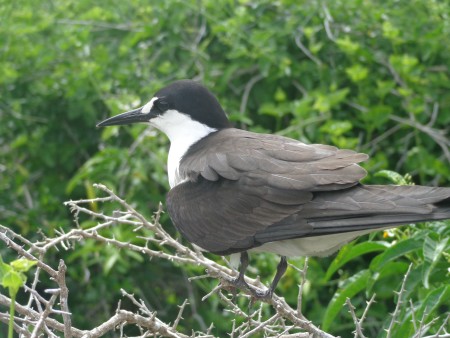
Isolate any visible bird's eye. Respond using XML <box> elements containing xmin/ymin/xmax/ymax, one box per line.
<box><xmin>154</xmin><ymin>99</ymin><xmax>169</xmax><ymax>111</ymax></box>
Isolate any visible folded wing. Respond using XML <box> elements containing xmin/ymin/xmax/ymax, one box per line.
<box><xmin>167</xmin><ymin>128</ymin><xmax>370</xmax><ymax>254</ymax></box>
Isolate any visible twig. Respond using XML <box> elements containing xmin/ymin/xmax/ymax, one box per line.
<box><xmin>172</xmin><ymin>299</ymin><xmax>189</xmax><ymax>330</ymax></box>
<box><xmin>386</xmin><ymin>264</ymin><xmax>413</xmax><ymax>338</ymax></box>
<box><xmin>297</xmin><ymin>258</ymin><xmax>308</xmax><ymax>318</ymax></box>
<box><xmin>82</xmin><ymin>310</ymin><xmax>190</xmax><ymax>338</ymax></box>
<box><xmin>322</xmin><ymin>3</ymin><xmax>335</xmax><ymax>41</ymax></box>
<box><xmin>55</xmin><ymin>19</ymin><xmax>144</xmax><ymax>32</ymax></box>
<box><xmin>30</xmin><ymin>293</ymin><xmax>59</xmax><ymax>338</ymax></box>
<box><xmin>0</xmin><ymin>294</ymin><xmax>86</xmax><ymax>337</ymax></box>
<box><xmin>239</xmin><ymin>74</ymin><xmax>265</xmax><ymax>116</ymax></box>
<box><xmin>57</xmin><ymin>260</ymin><xmax>72</xmax><ymax>338</ymax></box>
<box><xmin>294</xmin><ymin>31</ymin><xmax>323</xmax><ymax>67</ymax></box>
<box><xmin>239</xmin><ymin>314</ymin><xmax>280</xmax><ymax>338</ymax></box>
<box><xmin>359</xmin><ymin>294</ymin><xmax>376</xmax><ymax>328</ymax></box>
<box><xmin>0</xmin><ymin>230</ymin><xmax>57</xmax><ymax>278</ymax></box>
<box><xmin>410</xmin><ymin>299</ymin><xmax>418</xmax><ymax>331</ymax></box>
<box><xmin>389</xmin><ymin>115</ymin><xmax>450</xmax><ymax>163</ymax></box>
<box><xmin>346</xmin><ymin>298</ymin><xmax>367</xmax><ymax>338</ymax></box>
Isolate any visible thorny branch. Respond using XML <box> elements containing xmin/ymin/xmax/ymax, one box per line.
<box><xmin>345</xmin><ymin>295</ymin><xmax>376</xmax><ymax>338</ymax></box>
<box><xmin>386</xmin><ymin>264</ymin><xmax>412</xmax><ymax>338</ymax></box>
<box><xmin>0</xmin><ymin>184</ymin><xmax>447</xmax><ymax>337</ymax></box>
<box><xmin>0</xmin><ymin>184</ymin><xmax>331</xmax><ymax>338</ymax></box>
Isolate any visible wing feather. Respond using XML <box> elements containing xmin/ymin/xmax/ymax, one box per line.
<box><xmin>180</xmin><ymin>129</ymin><xmax>368</xmax><ymax>191</ymax></box>
<box><xmin>167</xmin><ymin>128</ymin><xmax>372</xmax><ymax>254</ymax></box>
<box><xmin>167</xmin><ymin>129</ymin><xmax>450</xmax><ymax>255</ymax></box>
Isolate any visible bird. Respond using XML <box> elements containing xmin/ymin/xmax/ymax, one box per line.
<box><xmin>97</xmin><ymin>80</ymin><xmax>450</xmax><ymax>299</ymax></box>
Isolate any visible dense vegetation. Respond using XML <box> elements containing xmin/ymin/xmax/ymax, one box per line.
<box><xmin>1</xmin><ymin>0</ymin><xmax>449</xmax><ymax>336</ymax></box>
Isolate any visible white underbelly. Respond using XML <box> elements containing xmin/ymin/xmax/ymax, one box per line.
<box><xmin>250</xmin><ymin>229</ymin><xmax>379</xmax><ymax>257</ymax></box>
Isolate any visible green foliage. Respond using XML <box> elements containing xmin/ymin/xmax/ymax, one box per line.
<box><xmin>0</xmin><ymin>256</ymin><xmax>37</xmax><ymax>338</ymax></box>
<box><xmin>319</xmin><ymin>172</ymin><xmax>449</xmax><ymax>336</ymax></box>
<box><xmin>0</xmin><ymin>256</ymin><xmax>36</xmax><ymax>298</ymax></box>
<box><xmin>1</xmin><ymin>0</ymin><xmax>449</xmax><ymax>336</ymax></box>
<box><xmin>321</xmin><ymin>223</ymin><xmax>450</xmax><ymax>336</ymax></box>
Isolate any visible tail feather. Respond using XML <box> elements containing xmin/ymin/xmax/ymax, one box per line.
<box><xmin>250</xmin><ymin>184</ymin><xmax>450</xmax><ymax>257</ymax></box>
<box><xmin>306</xmin><ymin>185</ymin><xmax>450</xmax><ymax>234</ymax></box>
<box><xmin>257</xmin><ymin>185</ymin><xmax>450</xmax><ymax>243</ymax></box>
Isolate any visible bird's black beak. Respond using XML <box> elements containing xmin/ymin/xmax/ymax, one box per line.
<box><xmin>96</xmin><ymin>107</ymin><xmax>150</xmax><ymax>127</ymax></box>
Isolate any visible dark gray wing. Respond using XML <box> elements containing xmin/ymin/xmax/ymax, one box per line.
<box><xmin>166</xmin><ymin>129</ymin><xmax>370</xmax><ymax>254</ymax></box>
<box><xmin>167</xmin><ymin>177</ymin><xmax>312</xmax><ymax>254</ymax></box>
<box><xmin>179</xmin><ymin>128</ymin><xmax>369</xmax><ymax>191</ymax></box>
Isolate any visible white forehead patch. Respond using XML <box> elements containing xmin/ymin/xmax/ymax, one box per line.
<box><xmin>141</xmin><ymin>97</ymin><xmax>158</xmax><ymax>114</ymax></box>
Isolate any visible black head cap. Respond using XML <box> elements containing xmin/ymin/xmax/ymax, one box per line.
<box><xmin>155</xmin><ymin>80</ymin><xmax>232</xmax><ymax>129</ymax></box>
<box><xmin>97</xmin><ymin>80</ymin><xmax>232</xmax><ymax>129</ymax></box>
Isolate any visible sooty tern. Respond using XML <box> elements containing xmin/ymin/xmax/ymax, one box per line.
<box><xmin>98</xmin><ymin>80</ymin><xmax>450</xmax><ymax>299</ymax></box>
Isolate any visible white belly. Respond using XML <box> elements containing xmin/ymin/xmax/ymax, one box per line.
<box><xmin>250</xmin><ymin>229</ymin><xmax>378</xmax><ymax>257</ymax></box>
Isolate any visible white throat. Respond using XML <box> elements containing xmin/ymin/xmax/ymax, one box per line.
<box><xmin>149</xmin><ymin>109</ymin><xmax>217</xmax><ymax>188</ymax></box>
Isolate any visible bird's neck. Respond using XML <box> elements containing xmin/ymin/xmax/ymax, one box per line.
<box><xmin>149</xmin><ymin>110</ymin><xmax>218</xmax><ymax>188</ymax></box>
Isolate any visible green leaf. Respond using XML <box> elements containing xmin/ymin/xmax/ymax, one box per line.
<box><xmin>366</xmin><ymin>261</ymin><xmax>409</xmax><ymax>295</ymax></box>
<box><xmin>104</xmin><ymin>252</ymin><xmax>120</xmax><ymax>275</ymax></box>
<box><xmin>313</xmin><ymin>88</ymin><xmax>349</xmax><ymax>113</ymax></box>
<box><xmin>422</xmin><ymin>236</ymin><xmax>448</xmax><ymax>288</ymax></box>
<box><xmin>259</xmin><ymin>103</ymin><xmax>284</xmax><ymax>118</ymax></box>
<box><xmin>363</xmin><ymin>105</ymin><xmax>392</xmax><ymax>128</ymax></box>
<box><xmin>394</xmin><ymin>285</ymin><xmax>450</xmax><ymax>337</ymax></box>
<box><xmin>345</xmin><ymin>64</ymin><xmax>369</xmax><ymax>83</ymax></box>
<box><xmin>292</xmin><ymin>97</ymin><xmax>314</xmax><ymax>118</ymax></box>
<box><xmin>375</xmin><ymin>80</ymin><xmax>396</xmax><ymax>98</ymax></box>
<box><xmin>274</xmin><ymin>87</ymin><xmax>287</xmax><ymax>102</ymax></box>
<box><xmin>370</xmin><ymin>237</ymin><xmax>423</xmax><ymax>272</ymax></box>
<box><xmin>336</xmin><ymin>36</ymin><xmax>360</xmax><ymax>55</ymax></box>
<box><xmin>0</xmin><ymin>256</ymin><xmax>12</xmax><ymax>280</ymax></box>
<box><xmin>10</xmin><ymin>258</ymin><xmax>37</xmax><ymax>273</ymax></box>
<box><xmin>320</xmin><ymin>120</ymin><xmax>353</xmax><ymax>137</ymax></box>
<box><xmin>382</xmin><ymin>21</ymin><xmax>400</xmax><ymax>40</ymax></box>
<box><xmin>1</xmin><ymin>271</ymin><xmax>25</xmax><ymax>297</ymax></box>
<box><xmin>416</xmin><ymin>285</ymin><xmax>450</xmax><ymax>321</ymax></box>
<box><xmin>325</xmin><ymin>241</ymin><xmax>388</xmax><ymax>281</ymax></box>
<box><xmin>328</xmin><ymin>88</ymin><xmax>350</xmax><ymax>107</ymax></box>
<box><xmin>125</xmin><ymin>250</ymin><xmax>144</xmax><ymax>263</ymax></box>
<box><xmin>390</xmin><ymin>54</ymin><xmax>419</xmax><ymax>74</ymax></box>
<box><xmin>322</xmin><ymin>270</ymin><xmax>371</xmax><ymax>331</ymax></box>
<box><xmin>228</xmin><ymin>113</ymin><xmax>254</xmax><ymax>125</ymax></box>
<box><xmin>374</xmin><ymin>170</ymin><xmax>409</xmax><ymax>185</ymax></box>
<box><xmin>402</xmin><ymin>264</ymin><xmax>424</xmax><ymax>302</ymax></box>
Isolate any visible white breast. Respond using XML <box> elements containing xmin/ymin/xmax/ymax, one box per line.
<box><xmin>149</xmin><ymin>109</ymin><xmax>217</xmax><ymax>188</ymax></box>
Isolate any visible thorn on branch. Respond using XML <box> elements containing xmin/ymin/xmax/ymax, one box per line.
<box><xmin>386</xmin><ymin>263</ymin><xmax>413</xmax><ymax>338</ymax></box>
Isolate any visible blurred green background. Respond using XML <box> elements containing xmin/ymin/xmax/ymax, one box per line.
<box><xmin>1</xmin><ymin>0</ymin><xmax>449</xmax><ymax>336</ymax></box>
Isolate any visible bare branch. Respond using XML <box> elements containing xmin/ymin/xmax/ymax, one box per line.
<box><xmin>0</xmin><ymin>294</ymin><xmax>85</xmax><ymax>337</ymax></box>
<box><xmin>239</xmin><ymin>73</ymin><xmax>265</xmax><ymax>116</ymax></box>
<box><xmin>346</xmin><ymin>298</ymin><xmax>367</xmax><ymax>338</ymax></box>
<box><xmin>360</xmin><ymin>294</ymin><xmax>376</xmax><ymax>329</ymax></box>
<box><xmin>173</xmin><ymin>299</ymin><xmax>189</xmax><ymax>330</ymax></box>
<box><xmin>389</xmin><ymin>115</ymin><xmax>450</xmax><ymax>163</ymax></box>
<box><xmin>386</xmin><ymin>264</ymin><xmax>413</xmax><ymax>338</ymax></box>
<box><xmin>83</xmin><ymin>310</ymin><xmax>191</xmax><ymax>338</ymax></box>
<box><xmin>30</xmin><ymin>293</ymin><xmax>59</xmax><ymax>338</ymax></box>
<box><xmin>57</xmin><ymin>260</ymin><xmax>72</xmax><ymax>337</ymax></box>
<box><xmin>294</xmin><ymin>31</ymin><xmax>323</xmax><ymax>67</ymax></box>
